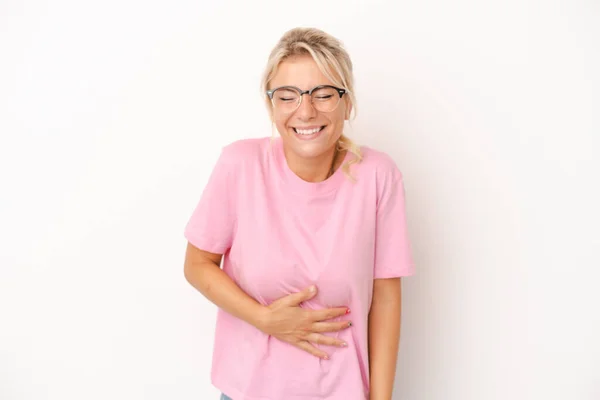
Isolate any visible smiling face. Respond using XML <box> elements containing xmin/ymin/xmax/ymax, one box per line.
<box><xmin>269</xmin><ymin>55</ymin><xmax>351</xmax><ymax>161</ymax></box>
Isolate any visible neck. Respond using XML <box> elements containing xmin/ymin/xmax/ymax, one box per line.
<box><xmin>284</xmin><ymin>146</ymin><xmax>340</xmax><ymax>183</ymax></box>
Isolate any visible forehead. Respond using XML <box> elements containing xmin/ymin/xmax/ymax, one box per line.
<box><xmin>269</xmin><ymin>55</ymin><xmax>335</xmax><ymax>90</ymax></box>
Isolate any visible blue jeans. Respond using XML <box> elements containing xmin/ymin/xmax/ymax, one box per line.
<box><xmin>220</xmin><ymin>394</ymin><xmax>233</xmax><ymax>400</ymax></box>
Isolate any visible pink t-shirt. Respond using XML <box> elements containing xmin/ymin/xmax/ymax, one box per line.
<box><xmin>184</xmin><ymin>136</ymin><xmax>415</xmax><ymax>400</ymax></box>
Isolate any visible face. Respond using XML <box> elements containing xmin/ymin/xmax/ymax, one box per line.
<box><xmin>268</xmin><ymin>55</ymin><xmax>351</xmax><ymax>160</ymax></box>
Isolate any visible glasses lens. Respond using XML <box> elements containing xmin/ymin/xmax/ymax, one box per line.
<box><xmin>272</xmin><ymin>88</ymin><xmax>300</xmax><ymax>113</ymax></box>
<box><xmin>311</xmin><ymin>86</ymin><xmax>340</xmax><ymax>112</ymax></box>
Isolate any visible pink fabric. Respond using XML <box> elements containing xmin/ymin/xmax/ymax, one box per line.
<box><xmin>184</xmin><ymin>136</ymin><xmax>415</xmax><ymax>400</ymax></box>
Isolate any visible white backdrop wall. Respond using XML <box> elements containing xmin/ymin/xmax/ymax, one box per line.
<box><xmin>1</xmin><ymin>1</ymin><xmax>598</xmax><ymax>399</ymax></box>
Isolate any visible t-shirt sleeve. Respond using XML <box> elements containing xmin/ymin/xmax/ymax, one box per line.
<box><xmin>373</xmin><ymin>168</ymin><xmax>416</xmax><ymax>279</ymax></box>
<box><xmin>184</xmin><ymin>146</ymin><xmax>237</xmax><ymax>255</ymax></box>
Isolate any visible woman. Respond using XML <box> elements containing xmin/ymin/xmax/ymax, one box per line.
<box><xmin>183</xmin><ymin>27</ymin><xmax>415</xmax><ymax>400</ymax></box>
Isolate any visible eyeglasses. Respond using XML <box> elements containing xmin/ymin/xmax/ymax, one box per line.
<box><xmin>266</xmin><ymin>85</ymin><xmax>348</xmax><ymax>114</ymax></box>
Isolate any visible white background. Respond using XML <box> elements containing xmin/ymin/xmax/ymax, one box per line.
<box><xmin>1</xmin><ymin>1</ymin><xmax>599</xmax><ymax>399</ymax></box>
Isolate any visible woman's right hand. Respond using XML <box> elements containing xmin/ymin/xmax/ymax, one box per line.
<box><xmin>257</xmin><ymin>285</ymin><xmax>352</xmax><ymax>359</ymax></box>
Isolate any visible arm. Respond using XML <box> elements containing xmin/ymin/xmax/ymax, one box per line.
<box><xmin>368</xmin><ymin>277</ymin><xmax>402</xmax><ymax>400</ymax></box>
<box><xmin>183</xmin><ymin>242</ymin><xmax>350</xmax><ymax>357</ymax></box>
<box><xmin>183</xmin><ymin>242</ymin><xmax>267</xmax><ymax>328</ymax></box>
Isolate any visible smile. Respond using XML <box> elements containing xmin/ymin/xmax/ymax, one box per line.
<box><xmin>293</xmin><ymin>126</ymin><xmax>325</xmax><ymax>135</ymax></box>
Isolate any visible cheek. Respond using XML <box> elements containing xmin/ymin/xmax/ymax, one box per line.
<box><xmin>327</xmin><ymin>112</ymin><xmax>346</xmax><ymax>131</ymax></box>
<box><xmin>273</xmin><ymin>115</ymin><xmax>290</xmax><ymax>132</ymax></box>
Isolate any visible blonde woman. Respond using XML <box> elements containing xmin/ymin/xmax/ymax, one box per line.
<box><xmin>183</xmin><ymin>27</ymin><xmax>415</xmax><ymax>400</ymax></box>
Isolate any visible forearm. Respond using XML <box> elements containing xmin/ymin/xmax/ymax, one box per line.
<box><xmin>184</xmin><ymin>260</ymin><xmax>268</xmax><ymax>330</ymax></box>
<box><xmin>368</xmin><ymin>278</ymin><xmax>402</xmax><ymax>400</ymax></box>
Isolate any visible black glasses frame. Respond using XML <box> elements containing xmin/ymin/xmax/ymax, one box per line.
<box><xmin>265</xmin><ymin>84</ymin><xmax>348</xmax><ymax>100</ymax></box>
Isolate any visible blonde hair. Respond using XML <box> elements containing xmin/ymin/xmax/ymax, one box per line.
<box><xmin>260</xmin><ymin>27</ymin><xmax>363</xmax><ymax>179</ymax></box>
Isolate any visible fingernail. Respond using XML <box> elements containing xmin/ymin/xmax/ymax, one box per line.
<box><xmin>348</xmin><ymin>321</ymin><xmax>352</xmax><ymax>327</ymax></box>
<box><xmin>341</xmin><ymin>342</ymin><xmax>348</xmax><ymax>347</ymax></box>
<box><xmin>309</xmin><ymin>285</ymin><xmax>316</xmax><ymax>292</ymax></box>
<box><xmin>346</xmin><ymin>308</ymin><xmax>351</xmax><ymax>314</ymax></box>
<box><xmin>323</xmin><ymin>355</ymin><xmax>329</xmax><ymax>360</ymax></box>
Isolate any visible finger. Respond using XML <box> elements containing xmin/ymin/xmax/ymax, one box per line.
<box><xmin>311</xmin><ymin>307</ymin><xmax>350</xmax><ymax>322</ymax></box>
<box><xmin>295</xmin><ymin>340</ymin><xmax>330</xmax><ymax>360</ymax></box>
<box><xmin>281</xmin><ymin>285</ymin><xmax>318</xmax><ymax>307</ymax></box>
<box><xmin>305</xmin><ymin>333</ymin><xmax>348</xmax><ymax>348</ymax></box>
<box><xmin>311</xmin><ymin>321</ymin><xmax>353</xmax><ymax>333</ymax></box>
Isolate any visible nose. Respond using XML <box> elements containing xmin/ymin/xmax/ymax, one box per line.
<box><xmin>294</xmin><ymin>93</ymin><xmax>317</xmax><ymax>120</ymax></box>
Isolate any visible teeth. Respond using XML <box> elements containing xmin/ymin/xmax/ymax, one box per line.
<box><xmin>295</xmin><ymin>127</ymin><xmax>322</xmax><ymax>135</ymax></box>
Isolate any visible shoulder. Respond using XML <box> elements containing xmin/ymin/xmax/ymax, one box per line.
<box><xmin>354</xmin><ymin>145</ymin><xmax>408</xmax><ymax>207</ymax></box>
<box><xmin>217</xmin><ymin>136</ymin><xmax>272</xmax><ymax>166</ymax></box>
<box><xmin>356</xmin><ymin>144</ymin><xmax>404</xmax><ymax>183</ymax></box>
<box><xmin>222</xmin><ymin>137</ymin><xmax>270</xmax><ymax>156</ymax></box>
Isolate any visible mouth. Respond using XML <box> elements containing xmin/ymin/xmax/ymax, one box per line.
<box><xmin>292</xmin><ymin>125</ymin><xmax>326</xmax><ymax>140</ymax></box>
